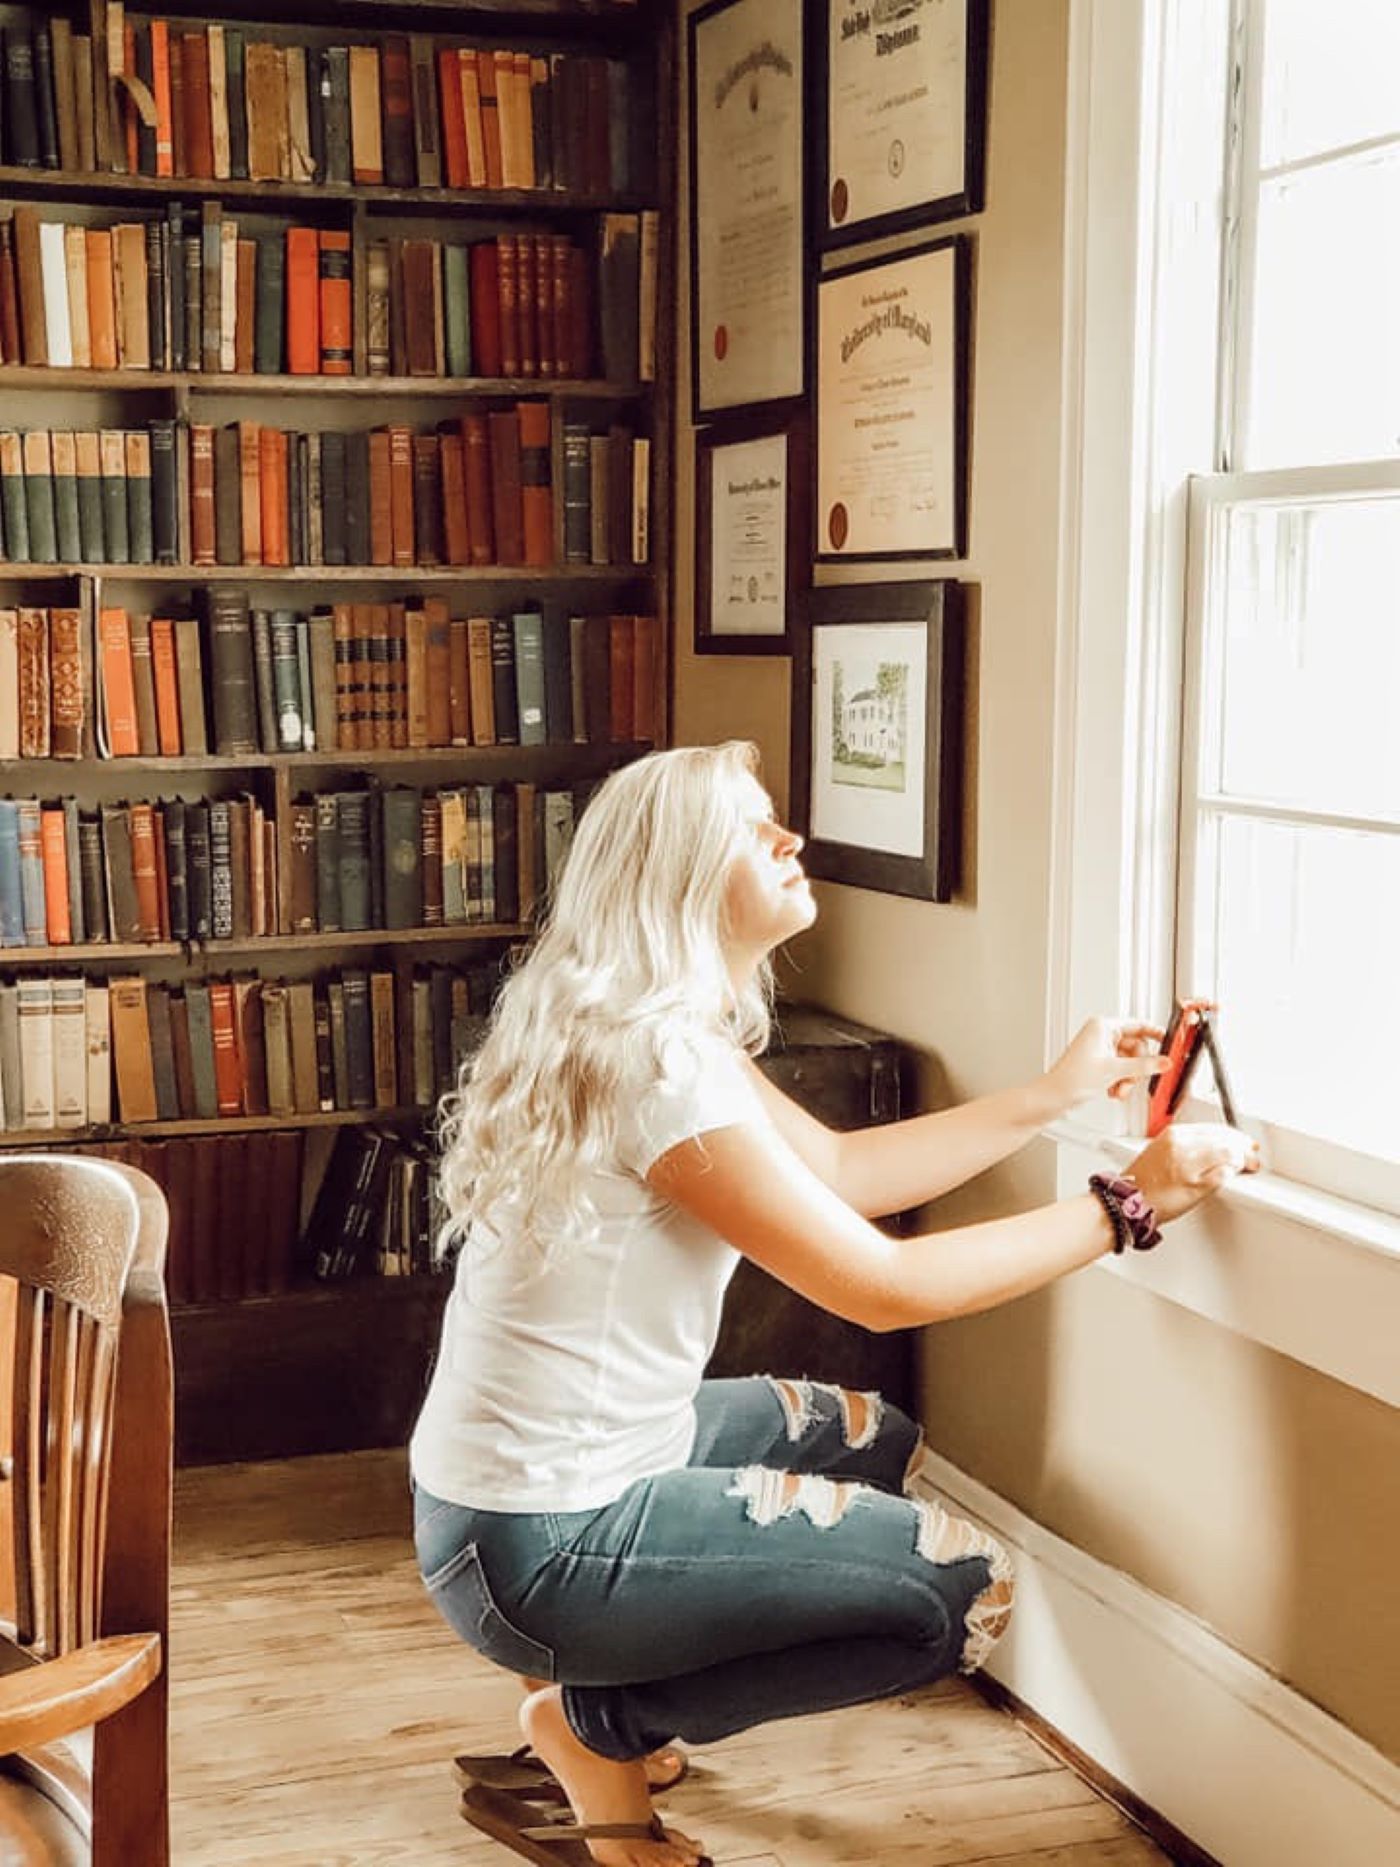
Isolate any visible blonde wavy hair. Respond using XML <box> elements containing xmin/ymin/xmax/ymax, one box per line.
<box><xmin>436</xmin><ymin>741</ymin><xmax>775</xmax><ymax>1262</ymax></box>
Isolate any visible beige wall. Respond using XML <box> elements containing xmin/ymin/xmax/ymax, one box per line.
<box><xmin>672</xmin><ymin>0</ymin><xmax>1399</xmax><ymax>1761</ymax></box>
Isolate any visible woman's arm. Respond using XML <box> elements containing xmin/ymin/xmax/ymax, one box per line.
<box><xmin>648</xmin><ymin>1114</ymin><xmax>1252</xmax><ymax>1330</ymax></box>
<box><xmin>743</xmin><ymin>1018</ymin><xmax>1166</xmax><ymax>1218</ymax></box>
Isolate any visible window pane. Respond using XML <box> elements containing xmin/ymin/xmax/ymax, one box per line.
<box><xmin>1258</xmin><ymin>0</ymin><xmax>1400</xmax><ymax>169</ymax></box>
<box><xmin>1245</xmin><ymin>147</ymin><xmax>1400</xmax><ymax>467</ymax></box>
<box><xmin>1214</xmin><ymin>497</ymin><xmax>1400</xmax><ymax>817</ymax></box>
<box><xmin>1202</xmin><ymin>814</ymin><xmax>1400</xmax><ymax>1162</ymax></box>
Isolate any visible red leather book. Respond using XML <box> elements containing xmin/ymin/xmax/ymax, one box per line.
<box><xmin>318</xmin><ymin>230</ymin><xmax>352</xmax><ymax>376</ymax></box>
<box><xmin>150</xmin><ymin>616</ymin><xmax>183</xmax><ymax>754</ymax></box>
<box><xmin>388</xmin><ymin>425</ymin><xmax>415</xmax><ymax>567</ymax></box>
<box><xmin>437</xmin><ymin>47</ymin><xmax>468</xmax><ymax>188</ymax></box>
<box><xmin>235</xmin><ymin>239</ymin><xmax>256</xmax><ymax>373</ymax></box>
<box><xmin>208</xmin><ymin>981</ymin><xmax>244</xmax><ymax>1115</ymax></box>
<box><xmin>379</xmin><ymin>35</ymin><xmax>415</xmax><ymax>189</ymax></box>
<box><xmin>285</xmin><ymin>227</ymin><xmax>321</xmax><ymax>376</ymax></box>
<box><xmin>477</xmin><ymin>47</ymin><xmax>502</xmax><ymax>189</ymax></box>
<box><xmin>332</xmin><ymin>603</ymin><xmax>355</xmax><ymax>751</ymax></box>
<box><xmin>470</xmin><ymin>240</ymin><xmax>502</xmax><ymax>377</ymax></box>
<box><xmin>517</xmin><ymin>400</ymin><xmax>553</xmax><ymax>569</ymax></box>
<box><xmin>438</xmin><ymin>428</ymin><xmax>471</xmax><ymax>565</ymax></box>
<box><xmin>128</xmin><ymin>802</ymin><xmax>162</xmax><ymax>942</ymax></box>
<box><xmin>189</xmin><ymin>424</ymin><xmax>217</xmax><ymax>567</ymax></box>
<box><xmin>368</xmin><ymin>429</ymin><xmax>393</xmax><ymax>566</ymax></box>
<box><xmin>151</xmin><ymin>20</ymin><xmax>174</xmax><ymax>177</ymax></box>
<box><xmin>495</xmin><ymin>234</ymin><xmax>519</xmax><ymax>378</ymax></box>
<box><xmin>488</xmin><ymin>409</ymin><xmax>523</xmax><ymax>566</ymax></box>
<box><xmin>532</xmin><ymin>233</ymin><xmax>554</xmax><ymax>379</ymax></box>
<box><xmin>182</xmin><ymin>30</ymin><xmax>214</xmax><ymax>180</ymax></box>
<box><xmin>259</xmin><ymin>426</ymin><xmax>290</xmax><ymax>566</ymax></box>
<box><xmin>461</xmin><ymin>414</ymin><xmax>495</xmax><ymax>565</ymax></box>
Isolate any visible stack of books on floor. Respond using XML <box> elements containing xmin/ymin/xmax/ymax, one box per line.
<box><xmin>300</xmin><ymin>1125</ymin><xmax>447</xmax><ymax>1281</ymax></box>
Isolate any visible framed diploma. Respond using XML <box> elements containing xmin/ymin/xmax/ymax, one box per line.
<box><xmin>817</xmin><ymin>0</ymin><xmax>990</xmax><ymax>248</ymax></box>
<box><xmin>688</xmin><ymin>0</ymin><xmax>806</xmax><ymax>418</ymax></box>
<box><xmin>814</xmin><ymin>236</ymin><xmax>970</xmax><ymax>562</ymax></box>
<box><xmin>695</xmin><ymin>412</ymin><xmax>807</xmax><ymax>656</ymax></box>
<box><xmin>790</xmin><ymin>580</ymin><xmax>965</xmax><ymax>901</ymax></box>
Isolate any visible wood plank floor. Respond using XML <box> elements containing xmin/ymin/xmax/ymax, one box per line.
<box><xmin>170</xmin><ymin>1450</ymin><xmax>1172</xmax><ymax>1866</ymax></box>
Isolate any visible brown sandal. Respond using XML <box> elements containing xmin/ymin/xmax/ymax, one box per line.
<box><xmin>455</xmin><ymin>1742</ymin><xmax>689</xmax><ymax>1799</ymax></box>
<box><xmin>460</xmin><ymin>1780</ymin><xmax>712</xmax><ymax>1866</ymax></box>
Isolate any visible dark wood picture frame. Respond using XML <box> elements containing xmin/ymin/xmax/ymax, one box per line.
<box><xmin>812</xmin><ymin>234</ymin><xmax>972</xmax><ymax>563</ymax></box>
<box><xmin>812</xmin><ymin>0</ymin><xmax>990</xmax><ymax>250</ymax></box>
<box><xmin>694</xmin><ymin>409</ymin><xmax>808</xmax><ymax>656</ymax></box>
<box><xmin>790</xmin><ymin>580</ymin><xmax>965</xmax><ymax>901</ymax></box>
<box><xmin>687</xmin><ymin>0</ymin><xmax>807</xmax><ymax>421</ymax></box>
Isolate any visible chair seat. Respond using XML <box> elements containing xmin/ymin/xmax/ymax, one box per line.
<box><xmin>0</xmin><ymin>1769</ymin><xmax>86</xmax><ymax>1866</ymax></box>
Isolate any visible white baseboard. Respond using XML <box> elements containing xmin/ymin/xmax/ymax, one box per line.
<box><xmin>910</xmin><ymin>1452</ymin><xmax>1400</xmax><ymax>1867</ymax></box>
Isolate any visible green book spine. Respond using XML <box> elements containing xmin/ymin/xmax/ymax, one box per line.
<box><xmin>125</xmin><ymin>433</ymin><xmax>154</xmax><ymax>566</ymax></box>
<box><xmin>184</xmin><ymin>982</ymin><xmax>219</xmax><ymax>1119</ymax></box>
<box><xmin>50</xmin><ymin>434</ymin><xmax>81</xmax><ymax>563</ymax></box>
<box><xmin>381</xmin><ymin>787</ymin><xmax>422</xmax><ymax>931</ymax></box>
<box><xmin>250</xmin><ymin>611</ymin><xmax>277</xmax><ymax>751</ymax></box>
<box><xmin>226</xmin><ymin>30</ymin><xmax>249</xmax><ymax>180</ymax></box>
<box><xmin>74</xmin><ymin>436</ymin><xmax>104</xmax><ymax>561</ymax></box>
<box><xmin>23</xmin><ymin>440</ymin><xmax>58</xmax><ymax>563</ymax></box>
<box><xmin>443</xmin><ymin>245</ymin><xmax>472</xmax><ymax>378</ymax></box>
<box><xmin>99</xmin><ymin>432</ymin><xmax>129</xmax><ymax>564</ymax></box>
<box><xmin>0</xmin><ymin>436</ymin><xmax>31</xmax><ymax>561</ymax></box>
<box><xmin>512</xmin><ymin>611</ymin><xmax>547</xmax><ymax>747</ymax></box>
<box><xmin>254</xmin><ymin>236</ymin><xmax>284</xmax><ymax>374</ymax></box>
<box><xmin>336</xmin><ymin>793</ymin><xmax>371</xmax><ymax>934</ymax></box>
<box><xmin>295</xmin><ymin>613</ymin><xmax>315</xmax><ymax>750</ymax></box>
<box><xmin>314</xmin><ymin>793</ymin><xmax>341</xmax><ymax>933</ymax></box>
<box><xmin>270</xmin><ymin>610</ymin><xmax>303</xmax><ymax>751</ymax></box>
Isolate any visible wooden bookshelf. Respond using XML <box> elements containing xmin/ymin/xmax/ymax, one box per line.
<box><xmin>0</xmin><ymin>0</ymin><xmax>676</xmax><ymax>1461</ymax></box>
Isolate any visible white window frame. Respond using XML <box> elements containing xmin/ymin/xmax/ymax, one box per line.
<box><xmin>1046</xmin><ymin>0</ymin><xmax>1400</xmax><ymax>1408</ymax></box>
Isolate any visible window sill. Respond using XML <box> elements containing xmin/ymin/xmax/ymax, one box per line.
<box><xmin>1049</xmin><ymin>1119</ymin><xmax>1399</xmax><ymax>1407</ymax></box>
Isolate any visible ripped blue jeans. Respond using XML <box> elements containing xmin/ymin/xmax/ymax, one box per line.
<box><xmin>413</xmin><ymin>1376</ymin><xmax>1014</xmax><ymax>1762</ymax></box>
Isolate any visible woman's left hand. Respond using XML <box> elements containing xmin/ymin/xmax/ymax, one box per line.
<box><xmin>1044</xmin><ymin>1016</ymin><xmax>1168</xmax><ymax>1113</ymax></box>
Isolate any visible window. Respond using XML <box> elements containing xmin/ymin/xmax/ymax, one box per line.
<box><xmin>1176</xmin><ymin>0</ymin><xmax>1400</xmax><ymax>1212</ymax></box>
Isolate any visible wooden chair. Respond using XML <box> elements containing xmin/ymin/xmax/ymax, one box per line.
<box><xmin>0</xmin><ymin>1156</ymin><xmax>173</xmax><ymax>1865</ymax></box>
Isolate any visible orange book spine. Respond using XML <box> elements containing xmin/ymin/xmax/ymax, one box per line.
<box><xmin>438</xmin><ymin>48</ymin><xmax>468</xmax><ymax>188</ymax></box>
<box><xmin>235</xmin><ymin>239</ymin><xmax>256</xmax><ymax>372</ymax></box>
<box><xmin>388</xmin><ymin>426</ymin><xmax>415</xmax><ymax>567</ymax></box>
<box><xmin>151</xmin><ymin>20</ymin><xmax>174</xmax><ymax>177</ymax></box>
<box><xmin>318</xmin><ymin>230</ymin><xmax>352</xmax><ymax>375</ymax></box>
<box><xmin>189</xmin><ymin>423</ymin><xmax>216</xmax><ymax>566</ymax></box>
<box><xmin>285</xmin><ymin>227</ymin><xmax>321</xmax><ymax>375</ymax></box>
<box><xmin>439</xmin><ymin>430</ymin><xmax>471</xmax><ymax>565</ymax></box>
<box><xmin>85</xmin><ymin>229</ymin><xmax>118</xmax><ymax>371</ymax></box>
<box><xmin>150</xmin><ymin>617</ymin><xmax>182</xmax><ymax>754</ymax></box>
<box><xmin>98</xmin><ymin>608</ymin><xmax>141</xmax><ymax>756</ymax></box>
<box><xmin>259</xmin><ymin>428</ymin><xmax>290</xmax><ymax>566</ymax></box>
<box><xmin>40</xmin><ymin>809</ymin><xmax>71</xmax><ymax>945</ymax></box>
<box><xmin>238</xmin><ymin>421</ymin><xmax>262</xmax><ymax>564</ymax></box>
<box><xmin>208</xmin><ymin>981</ymin><xmax>244</xmax><ymax>1114</ymax></box>
<box><xmin>332</xmin><ymin>603</ymin><xmax>355</xmax><ymax>751</ymax></box>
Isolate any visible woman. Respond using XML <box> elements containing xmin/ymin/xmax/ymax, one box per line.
<box><xmin>411</xmin><ymin>741</ymin><xmax>1256</xmax><ymax>1867</ymax></box>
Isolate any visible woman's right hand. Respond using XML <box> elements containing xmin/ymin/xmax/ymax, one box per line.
<box><xmin>1125</xmin><ymin>1123</ymin><xmax>1260</xmax><ymax>1226</ymax></box>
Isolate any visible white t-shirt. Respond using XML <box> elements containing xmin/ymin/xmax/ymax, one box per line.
<box><xmin>409</xmin><ymin>1032</ymin><xmax>768</xmax><ymax>1512</ymax></box>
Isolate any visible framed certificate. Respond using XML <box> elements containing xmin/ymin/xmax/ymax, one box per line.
<box><xmin>814</xmin><ymin>235</ymin><xmax>970</xmax><ymax>562</ymax></box>
<box><xmin>790</xmin><ymin>580</ymin><xmax>965</xmax><ymax>901</ymax></box>
<box><xmin>688</xmin><ymin>0</ymin><xmax>806</xmax><ymax>418</ymax></box>
<box><xmin>817</xmin><ymin>0</ymin><xmax>990</xmax><ymax>248</ymax></box>
<box><xmin>695</xmin><ymin>412</ymin><xmax>807</xmax><ymax>656</ymax></box>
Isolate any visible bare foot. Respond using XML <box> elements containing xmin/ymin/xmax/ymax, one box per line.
<box><xmin>519</xmin><ymin>1686</ymin><xmax>706</xmax><ymax>1867</ymax></box>
<box><xmin>518</xmin><ymin>1676</ymin><xmax>687</xmax><ymax>1790</ymax></box>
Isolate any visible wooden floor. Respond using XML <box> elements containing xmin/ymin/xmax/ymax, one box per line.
<box><xmin>170</xmin><ymin>1450</ymin><xmax>1173</xmax><ymax>1867</ymax></box>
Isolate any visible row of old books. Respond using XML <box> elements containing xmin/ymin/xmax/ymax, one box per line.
<box><xmin>52</xmin><ymin>1131</ymin><xmax>307</xmax><ymax>1304</ymax></box>
<box><xmin>302</xmin><ymin>1126</ymin><xmax>447</xmax><ymax>1282</ymax></box>
<box><xmin>0</xmin><ymin>206</ymin><xmax>349</xmax><ymax>375</ymax></box>
<box><xmin>0</xmin><ymin>793</ymin><xmax>277</xmax><ymax>950</ymax></box>
<box><xmin>0</xmin><ymin>777</ymin><xmax>592</xmax><ymax>948</ymax></box>
<box><xmin>1</xmin><ymin>18</ymin><xmax>638</xmax><ymax>197</ymax></box>
<box><xmin>0</xmin><ymin>210</ymin><xmax>652</xmax><ymax>383</ymax></box>
<box><xmin>0</xmin><ymin>957</ymin><xmax>500</xmax><ymax>1134</ymax></box>
<box><xmin>0</xmin><ymin>605</ymin><xmax>82</xmax><ymax>760</ymax></box>
<box><xmin>92</xmin><ymin>597</ymin><xmax>657</xmax><ymax>760</ymax></box>
<box><xmin>0</xmin><ymin>426</ymin><xmax>169</xmax><ymax>565</ymax></box>
<box><xmin>190</xmin><ymin>406</ymin><xmax>562</xmax><ymax>571</ymax></box>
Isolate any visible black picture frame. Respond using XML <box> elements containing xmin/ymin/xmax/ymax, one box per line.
<box><xmin>790</xmin><ymin>580</ymin><xmax>965</xmax><ymax>901</ymax></box>
<box><xmin>694</xmin><ymin>410</ymin><xmax>808</xmax><ymax>656</ymax></box>
<box><xmin>688</xmin><ymin>0</ymin><xmax>807</xmax><ymax>421</ymax></box>
<box><xmin>812</xmin><ymin>234</ymin><xmax>972</xmax><ymax>563</ymax></box>
<box><xmin>812</xmin><ymin>0</ymin><xmax>990</xmax><ymax>250</ymax></box>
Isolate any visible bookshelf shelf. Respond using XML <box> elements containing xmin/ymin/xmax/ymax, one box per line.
<box><xmin>0</xmin><ymin>164</ymin><xmax>652</xmax><ymax>218</ymax></box>
<box><xmin>0</xmin><ymin>0</ymin><xmax>675</xmax><ymax>1463</ymax></box>
<box><xmin>2</xmin><ymin>564</ymin><xmax>652</xmax><ymax>584</ymax></box>
<box><xmin>2</xmin><ymin>924</ymin><xmax>526</xmax><ymax>965</ymax></box>
<box><xmin>0</xmin><ymin>1105</ymin><xmax>427</xmax><ymax>1149</ymax></box>
<box><xmin>0</xmin><ymin>366</ymin><xmax>644</xmax><ymax>400</ymax></box>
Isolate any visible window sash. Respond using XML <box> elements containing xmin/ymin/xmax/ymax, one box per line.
<box><xmin>1181</xmin><ymin>462</ymin><xmax>1400</xmax><ymax>1214</ymax></box>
